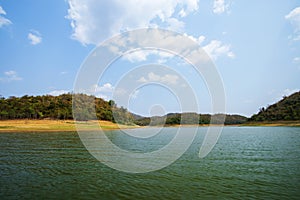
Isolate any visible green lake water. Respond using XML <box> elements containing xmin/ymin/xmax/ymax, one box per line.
<box><xmin>0</xmin><ymin>127</ymin><xmax>299</xmax><ymax>199</ymax></box>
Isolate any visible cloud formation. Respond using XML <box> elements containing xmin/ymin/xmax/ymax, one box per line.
<box><xmin>48</xmin><ymin>90</ymin><xmax>69</xmax><ymax>96</ymax></box>
<box><xmin>213</xmin><ymin>0</ymin><xmax>229</xmax><ymax>14</ymax></box>
<box><xmin>0</xmin><ymin>70</ymin><xmax>22</xmax><ymax>82</ymax></box>
<box><xmin>108</xmin><ymin>29</ymin><xmax>234</xmax><ymax>63</ymax></box>
<box><xmin>138</xmin><ymin>72</ymin><xmax>179</xmax><ymax>85</ymax></box>
<box><xmin>66</xmin><ymin>0</ymin><xmax>199</xmax><ymax>45</ymax></box>
<box><xmin>66</xmin><ymin>2</ymin><xmax>234</xmax><ymax>63</ymax></box>
<box><xmin>94</xmin><ymin>83</ymin><xmax>114</xmax><ymax>100</ymax></box>
<box><xmin>285</xmin><ymin>7</ymin><xmax>300</xmax><ymax>40</ymax></box>
<box><xmin>122</xmin><ymin>50</ymin><xmax>174</xmax><ymax>63</ymax></box>
<box><xmin>0</xmin><ymin>6</ymin><xmax>12</xmax><ymax>28</ymax></box>
<box><xmin>28</xmin><ymin>30</ymin><xmax>42</xmax><ymax>45</ymax></box>
<box><xmin>203</xmin><ymin>40</ymin><xmax>235</xmax><ymax>60</ymax></box>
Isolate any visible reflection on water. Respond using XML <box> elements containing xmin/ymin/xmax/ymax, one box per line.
<box><xmin>0</xmin><ymin>127</ymin><xmax>299</xmax><ymax>199</ymax></box>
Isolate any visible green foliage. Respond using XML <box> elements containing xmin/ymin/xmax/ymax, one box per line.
<box><xmin>0</xmin><ymin>93</ymin><xmax>134</xmax><ymax>124</ymax></box>
<box><xmin>134</xmin><ymin>113</ymin><xmax>247</xmax><ymax>126</ymax></box>
<box><xmin>0</xmin><ymin>92</ymin><xmax>251</xmax><ymax>125</ymax></box>
<box><xmin>249</xmin><ymin>91</ymin><xmax>300</xmax><ymax>121</ymax></box>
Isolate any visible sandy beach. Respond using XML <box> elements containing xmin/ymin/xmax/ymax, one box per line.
<box><xmin>0</xmin><ymin>119</ymin><xmax>139</xmax><ymax>132</ymax></box>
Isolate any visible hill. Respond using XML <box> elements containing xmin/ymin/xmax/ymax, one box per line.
<box><xmin>0</xmin><ymin>93</ymin><xmax>134</xmax><ymax>125</ymax></box>
<box><xmin>0</xmin><ymin>93</ymin><xmax>248</xmax><ymax>126</ymax></box>
<box><xmin>134</xmin><ymin>113</ymin><xmax>247</xmax><ymax>126</ymax></box>
<box><xmin>249</xmin><ymin>91</ymin><xmax>300</xmax><ymax>121</ymax></box>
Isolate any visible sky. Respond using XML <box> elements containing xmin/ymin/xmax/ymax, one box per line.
<box><xmin>0</xmin><ymin>0</ymin><xmax>299</xmax><ymax>117</ymax></box>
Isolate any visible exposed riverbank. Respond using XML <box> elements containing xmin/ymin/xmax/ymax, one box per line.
<box><xmin>1</xmin><ymin>119</ymin><xmax>299</xmax><ymax>132</ymax></box>
<box><xmin>242</xmin><ymin>120</ymin><xmax>300</xmax><ymax>127</ymax></box>
<box><xmin>0</xmin><ymin>120</ymin><xmax>139</xmax><ymax>132</ymax></box>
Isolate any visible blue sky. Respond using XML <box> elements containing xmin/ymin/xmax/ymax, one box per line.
<box><xmin>0</xmin><ymin>0</ymin><xmax>299</xmax><ymax>117</ymax></box>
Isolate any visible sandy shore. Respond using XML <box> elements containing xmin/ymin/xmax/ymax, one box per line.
<box><xmin>0</xmin><ymin>119</ymin><xmax>299</xmax><ymax>132</ymax></box>
<box><xmin>0</xmin><ymin>119</ymin><xmax>139</xmax><ymax>132</ymax></box>
<box><xmin>242</xmin><ymin>120</ymin><xmax>300</xmax><ymax>127</ymax></box>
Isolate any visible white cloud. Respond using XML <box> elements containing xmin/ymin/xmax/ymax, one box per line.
<box><xmin>108</xmin><ymin>29</ymin><xmax>233</xmax><ymax>63</ymax></box>
<box><xmin>293</xmin><ymin>57</ymin><xmax>300</xmax><ymax>63</ymax></box>
<box><xmin>48</xmin><ymin>90</ymin><xmax>69</xmax><ymax>96</ymax></box>
<box><xmin>179</xmin><ymin>9</ymin><xmax>187</xmax><ymax>17</ymax></box>
<box><xmin>123</xmin><ymin>51</ymin><xmax>150</xmax><ymax>63</ymax></box>
<box><xmin>0</xmin><ymin>6</ymin><xmax>12</xmax><ymax>28</ymax></box>
<box><xmin>95</xmin><ymin>83</ymin><xmax>114</xmax><ymax>93</ymax></box>
<box><xmin>138</xmin><ymin>72</ymin><xmax>179</xmax><ymax>85</ymax></box>
<box><xmin>74</xmin><ymin>83</ymin><xmax>115</xmax><ymax>100</ymax></box>
<box><xmin>203</xmin><ymin>40</ymin><xmax>235</xmax><ymax>60</ymax></box>
<box><xmin>213</xmin><ymin>0</ymin><xmax>229</xmax><ymax>14</ymax></box>
<box><xmin>94</xmin><ymin>83</ymin><xmax>114</xmax><ymax>100</ymax></box>
<box><xmin>285</xmin><ymin>7</ymin><xmax>300</xmax><ymax>41</ymax></box>
<box><xmin>184</xmin><ymin>34</ymin><xmax>206</xmax><ymax>45</ymax></box>
<box><xmin>122</xmin><ymin>49</ymin><xmax>174</xmax><ymax>63</ymax></box>
<box><xmin>66</xmin><ymin>0</ymin><xmax>199</xmax><ymax>45</ymax></box>
<box><xmin>0</xmin><ymin>6</ymin><xmax>6</xmax><ymax>14</ymax></box>
<box><xmin>282</xmin><ymin>88</ymin><xmax>299</xmax><ymax>97</ymax></box>
<box><xmin>0</xmin><ymin>70</ymin><xmax>22</xmax><ymax>82</ymax></box>
<box><xmin>28</xmin><ymin>31</ymin><xmax>42</xmax><ymax>45</ymax></box>
<box><xmin>166</xmin><ymin>17</ymin><xmax>185</xmax><ymax>32</ymax></box>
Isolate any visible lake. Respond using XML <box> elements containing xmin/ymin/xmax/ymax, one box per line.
<box><xmin>0</xmin><ymin>127</ymin><xmax>299</xmax><ymax>199</ymax></box>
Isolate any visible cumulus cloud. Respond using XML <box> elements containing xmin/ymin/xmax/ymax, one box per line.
<box><xmin>48</xmin><ymin>90</ymin><xmax>69</xmax><ymax>96</ymax></box>
<box><xmin>123</xmin><ymin>49</ymin><xmax>174</xmax><ymax>63</ymax></box>
<box><xmin>72</xmin><ymin>83</ymin><xmax>115</xmax><ymax>100</ymax></box>
<box><xmin>213</xmin><ymin>0</ymin><xmax>229</xmax><ymax>14</ymax></box>
<box><xmin>66</xmin><ymin>1</ymin><xmax>235</xmax><ymax>63</ymax></box>
<box><xmin>107</xmin><ymin>29</ymin><xmax>234</xmax><ymax>63</ymax></box>
<box><xmin>184</xmin><ymin>34</ymin><xmax>206</xmax><ymax>45</ymax></box>
<box><xmin>0</xmin><ymin>6</ymin><xmax>12</xmax><ymax>28</ymax></box>
<box><xmin>94</xmin><ymin>83</ymin><xmax>114</xmax><ymax>100</ymax></box>
<box><xmin>0</xmin><ymin>70</ymin><xmax>22</xmax><ymax>82</ymax></box>
<box><xmin>28</xmin><ymin>30</ymin><xmax>42</xmax><ymax>45</ymax></box>
<box><xmin>203</xmin><ymin>40</ymin><xmax>235</xmax><ymax>60</ymax></box>
<box><xmin>66</xmin><ymin>0</ymin><xmax>199</xmax><ymax>45</ymax></box>
<box><xmin>123</xmin><ymin>51</ymin><xmax>150</xmax><ymax>63</ymax></box>
<box><xmin>138</xmin><ymin>72</ymin><xmax>179</xmax><ymax>85</ymax></box>
<box><xmin>285</xmin><ymin>7</ymin><xmax>300</xmax><ymax>40</ymax></box>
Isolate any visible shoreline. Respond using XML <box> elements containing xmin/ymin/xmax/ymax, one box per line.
<box><xmin>0</xmin><ymin>119</ymin><xmax>139</xmax><ymax>133</ymax></box>
<box><xmin>242</xmin><ymin>120</ymin><xmax>300</xmax><ymax>127</ymax></box>
<box><xmin>0</xmin><ymin>119</ymin><xmax>299</xmax><ymax>133</ymax></box>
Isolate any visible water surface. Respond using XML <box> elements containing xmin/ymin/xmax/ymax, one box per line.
<box><xmin>0</xmin><ymin>127</ymin><xmax>299</xmax><ymax>199</ymax></box>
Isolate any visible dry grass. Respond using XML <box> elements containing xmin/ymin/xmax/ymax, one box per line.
<box><xmin>243</xmin><ymin>120</ymin><xmax>300</xmax><ymax>127</ymax></box>
<box><xmin>0</xmin><ymin>119</ymin><xmax>139</xmax><ymax>132</ymax></box>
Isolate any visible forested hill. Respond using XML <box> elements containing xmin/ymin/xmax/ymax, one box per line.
<box><xmin>0</xmin><ymin>93</ymin><xmax>134</xmax><ymax>124</ymax></box>
<box><xmin>0</xmin><ymin>93</ymin><xmax>248</xmax><ymax>125</ymax></box>
<box><xmin>249</xmin><ymin>91</ymin><xmax>300</xmax><ymax>121</ymax></box>
<box><xmin>134</xmin><ymin>113</ymin><xmax>247</xmax><ymax>126</ymax></box>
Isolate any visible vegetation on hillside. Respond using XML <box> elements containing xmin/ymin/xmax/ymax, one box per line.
<box><xmin>0</xmin><ymin>93</ymin><xmax>134</xmax><ymax>124</ymax></box>
<box><xmin>249</xmin><ymin>91</ymin><xmax>300</xmax><ymax>121</ymax></box>
<box><xmin>134</xmin><ymin>113</ymin><xmax>247</xmax><ymax>126</ymax></box>
<box><xmin>0</xmin><ymin>93</ymin><xmax>249</xmax><ymax>126</ymax></box>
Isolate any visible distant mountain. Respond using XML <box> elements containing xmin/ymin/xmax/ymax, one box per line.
<box><xmin>134</xmin><ymin>112</ymin><xmax>247</xmax><ymax>126</ymax></box>
<box><xmin>249</xmin><ymin>91</ymin><xmax>300</xmax><ymax>121</ymax></box>
<box><xmin>0</xmin><ymin>93</ymin><xmax>248</xmax><ymax>126</ymax></box>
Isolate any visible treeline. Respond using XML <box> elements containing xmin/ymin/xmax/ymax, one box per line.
<box><xmin>134</xmin><ymin>113</ymin><xmax>248</xmax><ymax>126</ymax></box>
<box><xmin>0</xmin><ymin>93</ymin><xmax>134</xmax><ymax>124</ymax></box>
<box><xmin>249</xmin><ymin>91</ymin><xmax>300</xmax><ymax>121</ymax></box>
<box><xmin>0</xmin><ymin>93</ymin><xmax>249</xmax><ymax>125</ymax></box>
